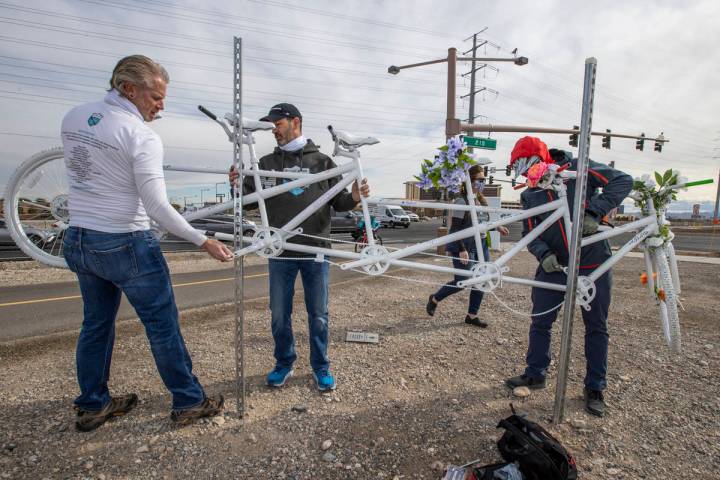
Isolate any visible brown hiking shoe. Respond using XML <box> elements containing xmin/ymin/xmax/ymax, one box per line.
<box><xmin>170</xmin><ymin>395</ymin><xmax>224</xmax><ymax>426</ymax></box>
<box><xmin>75</xmin><ymin>393</ymin><xmax>138</xmax><ymax>432</ymax></box>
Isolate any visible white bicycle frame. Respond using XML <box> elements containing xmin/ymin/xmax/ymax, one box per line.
<box><xmin>162</xmin><ymin>110</ymin><xmax>680</xmax><ymax>309</ymax></box>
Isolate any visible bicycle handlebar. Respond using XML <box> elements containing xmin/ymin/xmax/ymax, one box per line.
<box><xmin>656</xmin><ymin>178</ymin><xmax>714</xmax><ymax>196</ymax></box>
<box><xmin>197</xmin><ymin>105</ymin><xmax>217</xmax><ymax>121</ymax></box>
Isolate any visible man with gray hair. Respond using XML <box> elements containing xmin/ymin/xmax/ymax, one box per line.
<box><xmin>61</xmin><ymin>55</ymin><xmax>230</xmax><ymax>431</ymax></box>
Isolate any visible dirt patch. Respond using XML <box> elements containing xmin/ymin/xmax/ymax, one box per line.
<box><xmin>1</xmin><ymin>252</ymin><xmax>718</xmax><ymax>479</ymax></box>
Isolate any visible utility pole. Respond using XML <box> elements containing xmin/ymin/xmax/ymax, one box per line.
<box><xmin>462</xmin><ymin>28</ymin><xmax>500</xmax><ymax>149</ymax></box>
<box><xmin>215</xmin><ymin>182</ymin><xmax>226</xmax><ymax>203</ymax></box>
<box><xmin>387</xmin><ymin>49</ymin><xmax>527</xmax><ymax>140</ymax></box>
<box><xmin>200</xmin><ymin>188</ymin><xmax>210</xmax><ymax>205</ymax></box>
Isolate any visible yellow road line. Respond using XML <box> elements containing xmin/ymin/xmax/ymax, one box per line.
<box><xmin>0</xmin><ymin>294</ymin><xmax>83</xmax><ymax>307</ymax></box>
<box><xmin>0</xmin><ymin>272</ymin><xmax>269</xmax><ymax>308</ymax></box>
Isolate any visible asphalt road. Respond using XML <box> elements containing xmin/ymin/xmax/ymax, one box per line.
<box><xmin>2</xmin><ymin>220</ymin><xmax>718</xmax><ymax>341</ymax></box>
<box><xmin>0</xmin><ymin>262</ymin><xmax>371</xmax><ymax>342</ymax></box>
<box><xmin>2</xmin><ymin>220</ymin><xmax>718</xmax><ymax>261</ymax></box>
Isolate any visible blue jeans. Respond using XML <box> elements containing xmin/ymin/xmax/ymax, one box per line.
<box><xmin>63</xmin><ymin>227</ymin><xmax>205</xmax><ymax>411</ymax></box>
<box><xmin>433</xmin><ymin>242</ymin><xmax>490</xmax><ymax>315</ymax></box>
<box><xmin>268</xmin><ymin>258</ymin><xmax>330</xmax><ymax>372</ymax></box>
<box><xmin>524</xmin><ymin>266</ymin><xmax>612</xmax><ymax>391</ymax></box>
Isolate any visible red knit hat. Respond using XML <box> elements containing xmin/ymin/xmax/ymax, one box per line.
<box><xmin>509</xmin><ymin>136</ymin><xmax>552</xmax><ymax>166</ymax></box>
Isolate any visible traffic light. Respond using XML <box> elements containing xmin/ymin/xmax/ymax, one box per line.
<box><xmin>602</xmin><ymin>129</ymin><xmax>611</xmax><ymax>149</ymax></box>
<box><xmin>569</xmin><ymin>125</ymin><xmax>579</xmax><ymax>147</ymax></box>
<box><xmin>511</xmin><ymin>178</ymin><xmax>516</xmax><ymax>187</ymax></box>
<box><xmin>489</xmin><ymin>175</ymin><xmax>494</xmax><ymax>185</ymax></box>
<box><xmin>505</xmin><ymin>165</ymin><xmax>512</xmax><ymax>176</ymax></box>
<box><xmin>483</xmin><ymin>166</ymin><xmax>489</xmax><ymax>176</ymax></box>
<box><xmin>654</xmin><ymin>132</ymin><xmax>664</xmax><ymax>153</ymax></box>
<box><xmin>636</xmin><ymin>133</ymin><xmax>645</xmax><ymax>151</ymax></box>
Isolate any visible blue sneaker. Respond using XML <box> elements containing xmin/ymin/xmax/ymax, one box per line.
<box><xmin>266</xmin><ymin>366</ymin><xmax>294</xmax><ymax>387</ymax></box>
<box><xmin>313</xmin><ymin>369</ymin><xmax>336</xmax><ymax>392</ymax></box>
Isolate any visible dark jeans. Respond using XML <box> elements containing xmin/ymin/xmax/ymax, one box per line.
<box><xmin>268</xmin><ymin>259</ymin><xmax>330</xmax><ymax>372</ymax></box>
<box><xmin>433</xmin><ymin>241</ymin><xmax>490</xmax><ymax>315</ymax></box>
<box><xmin>63</xmin><ymin>227</ymin><xmax>205</xmax><ymax>411</ymax></box>
<box><xmin>524</xmin><ymin>266</ymin><xmax>612</xmax><ymax>391</ymax></box>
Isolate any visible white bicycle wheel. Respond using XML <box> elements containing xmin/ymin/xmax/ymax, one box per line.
<box><xmin>652</xmin><ymin>247</ymin><xmax>681</xmax><ymax>353</ymax></box>
<box><xmin>3</xmin><ymin>147</ymin><xmax>69</xmax><ymax>268</ymax></box>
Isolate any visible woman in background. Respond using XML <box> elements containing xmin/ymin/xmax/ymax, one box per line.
<box><xmin>426</xmin><ymin>165</ymin><xmax>509</xmax><ymax>327</ymax></box>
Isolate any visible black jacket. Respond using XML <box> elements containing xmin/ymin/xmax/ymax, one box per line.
<box><xmin>446</xmin><ymin>197</ymin><xmax>490</xmax><ymax>254</ymax></box>
<box><xmin>520</xmin><ymin>149</ymin><xmax>633</xmax><ymax>269</ymax></box>
<box><xmin>242</xmin><ymin>139</ymin><xmax>357</xmax><ymax>251</ymax></box>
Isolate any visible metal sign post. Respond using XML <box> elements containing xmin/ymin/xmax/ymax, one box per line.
<box><xmin>553</xmin><ymin>57</ymin><xmax>598</xmax><ymax>424</ymax></box>
<box><xmin>232</xmin><ymin>36</ymin><xmax>246</xmax><ymax>419</ymax></box>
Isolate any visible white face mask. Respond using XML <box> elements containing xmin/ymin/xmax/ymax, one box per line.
<box><xmin>279</xmin><ymin>135</ymin><xmax>307</xmax><ymax>152</ymax></box>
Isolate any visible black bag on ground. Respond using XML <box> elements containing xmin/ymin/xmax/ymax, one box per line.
<box><xmin>496</xmin><ymin>406</ymin><xmax>578</xmax><ymax>480</ymax></box>
<box><xmin>471</xmin><ymin>461</ymin><xmax>522</xmax><ymax>480</ymax></box>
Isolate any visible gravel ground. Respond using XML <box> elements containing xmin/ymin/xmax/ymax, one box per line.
<box><xmin>1</xmin><ymin>251</ymin><xmax>718</xmax><ymax>479</ymax></box>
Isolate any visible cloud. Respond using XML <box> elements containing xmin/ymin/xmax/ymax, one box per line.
<box><xmin>1</xmin><ymin>0</ymin><xmax>718</xmax><ymax>206</ymax></box>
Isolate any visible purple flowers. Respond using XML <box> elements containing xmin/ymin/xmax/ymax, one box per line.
<box><xmin>417</xmin><ymin>173</ymin><xmax>433</xmax><ymax>190</ymax></box>
<box><xmin>415</xmin><ymin>136</ymin><xmax>476</xmax><ymax>192</ymax></box>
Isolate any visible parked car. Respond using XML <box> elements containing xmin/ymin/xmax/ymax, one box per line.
<box><xmin>369</xmin><ymin>205</ymin><xmax>410</xmax><ymax>228</ymax></box>
<box><xmin>404</xmin><ymin>210</ymin><xmax>420</xmax><ymax>222</ymax></box>
<box><xmin>192</xmin><ymin>217</ymin><xmax>256</xmax><ymax>237</ymax></box>
<box><xmin>163</xmin><ymin>216</ymin><xmax>256</xmax><ymax>242</ymax></box>
<box><xmin>0</xmin><ymin>219</ymin><xmax>57</xmax><ymax>247</ymax></box>
<box><xmin>330</xmin><ymin>207</ymin><xmax>358</xmax><ymax>234</ymax></box>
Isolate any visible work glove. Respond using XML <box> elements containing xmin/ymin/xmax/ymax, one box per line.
<box><xmin>582</xmin><ymin>213</ymin><xmax>599</xmax><ymax>236</ymax></box>
<box><xmin>541</xmin><ymin>253</ymin><xmax>564</xmax><ymax>274</ymax></box>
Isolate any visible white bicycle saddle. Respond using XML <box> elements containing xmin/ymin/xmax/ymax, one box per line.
<box><xmin>242</xmin><ymin>118</ymin><xmax>275</xmax><ymax>132</ymax></box>
<box><xmin>333</xmin><ymin>129</ymin><xmax>380</xmax><ymax>148</ymax></box>
<box><xmin>223</xmin><ymin>113</ymin><xmax>275</xmax><ymax>132</ymax></box>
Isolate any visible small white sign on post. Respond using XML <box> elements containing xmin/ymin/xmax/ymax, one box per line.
<box><xmin>345</xmin><ymin>331</ymin><xmax>380</xmax><ymax>344</ymax></box>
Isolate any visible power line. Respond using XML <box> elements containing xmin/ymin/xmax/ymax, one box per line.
<box><xmin>0</xmin><ymin>17</ymin><xmax>438</xmax><ymax>86</ymax></box>
<box><xmin>0</xmin><ymin>72</ymin><xmax>449</xmax><ymax>127</ymax></box>
<box><xmin>74</xmin><ymin>0</ymin><xmax>440</xmax><ymax>59</ymax></box>
<box><xmin>243</xmin><ymin>0</ymin><xmax>452</xmax><ymax>38</ymax></box>
<box><xmin>0</xmin><ymin>36</ymin><xmax>447</xmax><ymax>98</ymax></box>
<box><xmin>119</xmin><ymin>0</ymin><xmax>449</xmax><ymax>50</ymax></box>
<box><xmin>0</xmin><ymin>1</ymin><xmax>436</xmax><ymax>77</ymax></box>
<box><xmin>0</xmin><ymin>57</ymin><xmax>447</xmax><ymax>118</ymax></box>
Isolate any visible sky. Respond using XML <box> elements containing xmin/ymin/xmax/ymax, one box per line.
<box><xmin>1</xmin><ymin>0</ymin><xmax>719</xmax><ymax>209</ymax></box>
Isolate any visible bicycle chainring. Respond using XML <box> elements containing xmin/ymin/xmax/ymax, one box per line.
<box><xmin>469</xmin><ymin>262</ymin><xmax>502</xmax><ymax>292</ymax></box>
<box><xmin>360</xmin><ymin>244</ymin><xmax>390</xmax><ymax>275</ymax></box>
<box><xmin>253</xmin><ymin>228</ymin><xmax>284</xmax><ymax>258</ymax></box>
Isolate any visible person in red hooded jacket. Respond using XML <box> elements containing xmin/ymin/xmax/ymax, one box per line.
<box><xmin>504</xmin><ymin>136</ymin><xmax>632</xmax><ymax>417</ymax></box>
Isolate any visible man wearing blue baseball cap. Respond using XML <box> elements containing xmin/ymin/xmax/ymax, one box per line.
<box><xmin>231</xmin><ymin>103</ymin><xmax>370</xmax><ymax>392</ymax></box>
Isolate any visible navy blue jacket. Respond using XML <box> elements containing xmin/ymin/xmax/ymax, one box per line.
<box><xmin>520</xmin><ymin>149</ymin><xmax>633</xmax><ymax>269</ymax></box>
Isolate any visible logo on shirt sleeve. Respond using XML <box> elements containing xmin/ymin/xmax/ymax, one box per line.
<box><xmin>87</xmin><ymin>113</ymin><xmax>104</xmax><ymax>126</ymax></box>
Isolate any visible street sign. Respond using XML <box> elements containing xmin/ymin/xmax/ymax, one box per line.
<box><xmin>462</xmin><ymin>136</ymin><xmax>497</xmax><ymax>150</ymax></box>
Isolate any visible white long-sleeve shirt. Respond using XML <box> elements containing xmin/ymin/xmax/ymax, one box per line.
<box><xmin>61</xmin><ymin>90</ymin><xmax>207</xmax><ymax>246</ymax></box>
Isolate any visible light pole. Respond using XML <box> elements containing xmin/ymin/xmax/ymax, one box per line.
<box><xmin>183</xmin><ymin>196</ymin><xmax>196</xmax><ymax>211</ymax></box>
<box><xmin>215</xmin><ymin>182</ymin><xmax>225</xmax><ymax>203</ymax></box>
<box><xmin>388</xmin><ymin>50</ymin><xmax>528</xmax><ymax>139</ymax></box>
<box><xmin>200</xmin><ymin>188</ymin><xmax>210</xmax><ymax>205</ymax></box>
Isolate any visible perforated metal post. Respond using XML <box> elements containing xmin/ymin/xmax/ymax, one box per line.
<box><xmin>232</xmin><ymin>36</ymin><xmax>246</xmax><ymax>419</ymax></box>
<box><xmin>553</xmin><ymin>57</ymin><xmax>597</xmax><ymax>424</ymax></box>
